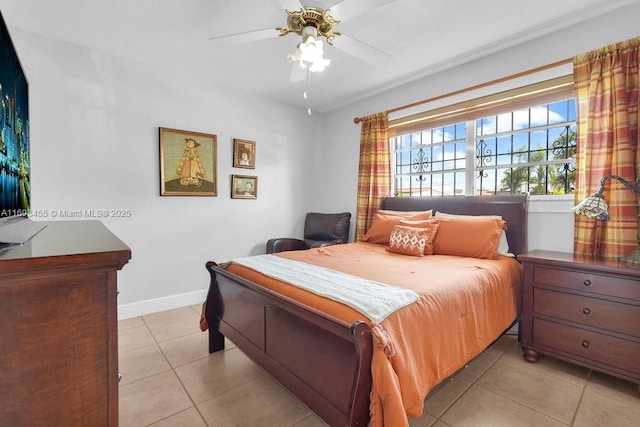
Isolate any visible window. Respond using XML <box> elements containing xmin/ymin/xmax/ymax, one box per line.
<box><xmin>390</xmin><ymin>76</ymin><xmax>576</xmax><ymax>197</ymax></box>
<box><xmin>393</xmin><ymin>123</ymin><xmax>467</xmax><ymax>197</ymax></box>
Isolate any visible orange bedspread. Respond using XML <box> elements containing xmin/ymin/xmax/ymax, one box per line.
<box><xmin>227</xmin><ymin>242</ymin><xmax>522</xmax><ymax>427</ymax></box>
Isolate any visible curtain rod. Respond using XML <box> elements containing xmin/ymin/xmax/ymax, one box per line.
<box><xmin>353</xmin><ymin>58</ymin><xmax>572</xmax><ymax>124</ymax></box>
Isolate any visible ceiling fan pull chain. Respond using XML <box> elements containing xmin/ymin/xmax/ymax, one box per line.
<box><xmin>306</xmin><ymin>70</ymin><xmax>312</xmax><ymax>116</ymax></box>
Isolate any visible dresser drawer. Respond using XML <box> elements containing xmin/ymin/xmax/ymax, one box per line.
<box><xmin>533</xmin><ymin>318</ymin><xmax>640</xmax><ymax>376</ymax></box>
<box><xmin>533</xmin><ymin>267</ymin><xmax>640</xmax><ymax>301</ymax></box>
<box><xmin>533</xmin><ymin>288</ymin><xmax>640</xmax><ymax>337</ymax></box>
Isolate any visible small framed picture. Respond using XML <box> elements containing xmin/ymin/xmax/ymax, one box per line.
<box><xmin>233</xmin><ymin>139</ymin><xmax>255</xmax><ymax>169</ymax></box>
<box><xmin>159</xmin><ymin>127</ymin><xmax>217</xmax><ymax>196</ymax></box>
<box><xmin>231</xmin><ymin>175</ymin><xmax>257</xmax><ymax>199</ymax></box>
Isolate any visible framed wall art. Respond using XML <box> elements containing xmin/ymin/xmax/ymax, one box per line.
<box><xmin>233</xmin><ymin>138</ymin><xmax>255</xmax><ymax>169</ymax></box>
<box><xmin>231</xmin><ymin>175</ymin><xmax>257</xmax><ymax>199</ymax></box>
<box><xmin>159</xmin><ymin>127</ymin><xmax>217</xmax><ymax>196</ymax></box>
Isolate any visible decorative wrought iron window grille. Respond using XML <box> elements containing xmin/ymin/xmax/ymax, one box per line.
<box><xmin>392</xmin><ymin>99</ymin><xmax>576</xmax><ymax>196</ymax></box>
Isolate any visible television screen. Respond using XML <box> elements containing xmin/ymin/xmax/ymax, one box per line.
<box><xmin>0</xmin><ymin>10</ymin><xmax>30</xmax><ymax>220</ymax></box>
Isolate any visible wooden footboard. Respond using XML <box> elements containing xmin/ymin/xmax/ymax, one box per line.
<box><xmin>204</xmin><ymin>261</ymin><xmax>373</xmax><ymax>427</ymax></box>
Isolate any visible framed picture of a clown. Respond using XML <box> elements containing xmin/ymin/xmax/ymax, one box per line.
<box><xmin>159</xmin><ymin>127</ymin><xmax>217</xmax><ymax>196</ymax></box>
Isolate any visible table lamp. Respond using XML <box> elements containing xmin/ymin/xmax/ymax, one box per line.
<box><xmin>572</xmin><ymin>174</ymin><xmax>640</xmax><ymax>266</ymax></box>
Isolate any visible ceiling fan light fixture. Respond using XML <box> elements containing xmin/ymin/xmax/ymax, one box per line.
<box><xmin>287</xmin><ymin>46</ymin><xmax>307</xmax><ymax>70</ymax></box>
<box><xmin>287</xmin><ymin>26</ymin><xmax>330</xmax><ymax>73</ymax></box>
<box><xmin>307</xmin><ymin>54</ymin><xmax>330</xmax><ymax>72</ymax></box>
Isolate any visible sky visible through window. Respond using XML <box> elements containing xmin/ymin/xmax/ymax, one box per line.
<box><xmin>393</xmin><ymin>99</ymin><xmax>576</xmax><ymax>196</ymax></box>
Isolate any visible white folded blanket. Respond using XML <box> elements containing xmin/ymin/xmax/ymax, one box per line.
<box><xmin>232</xmin><ymin>254</ymin><xmax>419</xmax><ymax>323</ymax></box>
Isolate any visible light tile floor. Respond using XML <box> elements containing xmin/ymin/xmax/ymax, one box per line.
<box><xmin>118</xmin><ymin>305</ymin><xmax>640</xmax><ymax>426</ymax></box>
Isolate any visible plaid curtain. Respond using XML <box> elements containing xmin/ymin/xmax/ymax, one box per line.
<box><xmin>574</xmin><ymin>38</ymin><xmax>640</xmax><ymax>258</ymax></box>
<box><xmin>355</xmin><ymin>112</ymin><xmax>390</xmax><ymax>241</ymax></box>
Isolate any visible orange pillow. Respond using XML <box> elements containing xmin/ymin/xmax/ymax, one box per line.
<box><xmin>399</xmin><ymin>219</ymin><xmax>440</xmax><ymax>255</ymax></box>
<box><xmin>388</xmin><ymin>225</ymin><xmax>430</xmax><ymax>257</ymax></box>
<box><xmin>433</xmin><ymin>216</ymin><xmax>505</xmax><ymax>259</ymax></box>
<box><xmin>378</xmin><ymin>209</ymin><xmax>433</xmax><ymax>217</ymax></box>
<box><xmin>435</xmin><ymin>211</ymin><xmax>513</xmax><ymax>257</ymax></box>
<box><xmin>362</xmin><ymin>211</ymin><xmax>431</xmax><ymax>245</ymax></box>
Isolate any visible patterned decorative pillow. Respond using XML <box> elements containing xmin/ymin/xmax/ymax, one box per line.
<box><xmin>387</xmin><ymin>225</ymin><xmax>430</xmax><ymax>257</ymax></box>
<box><xmin>399</xmin><ymin>219</ymin><xmax>440</xmax><ymax>255</ymax></box>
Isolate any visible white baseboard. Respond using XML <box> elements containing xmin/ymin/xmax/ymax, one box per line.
<box><xmin>118</xmin><ymin>289</ymin><xmax>208</xmax><ymax>320</ymax></box>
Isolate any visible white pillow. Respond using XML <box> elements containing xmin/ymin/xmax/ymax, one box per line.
<box><xmin>434</xmin><ymin>211</ymin><xmax>514</xmax><ymax>257</ymax></box>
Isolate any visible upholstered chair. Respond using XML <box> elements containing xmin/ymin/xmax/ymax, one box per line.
<box><xmin>266</xmin><ymin>212</ymin><xmax>351</xmax><ymax>254</ymax></box>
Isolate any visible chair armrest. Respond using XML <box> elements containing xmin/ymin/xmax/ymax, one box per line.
<box><xmin>266</xmin><ymin>238</ymin><xmax>310</xmax><ymax>254</ymax></box>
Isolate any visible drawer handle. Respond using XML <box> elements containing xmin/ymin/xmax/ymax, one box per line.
<box><xmin>582</xmin><ymin>307</ymin><xmax>591</xmax><ymax>315</ymax></box>
<box><xmin>581</xmin><ymin>340</ymin><xmax>590</xmax><ymax>348</ymax></box>
<box><xmin>583</xmin><ymin>279</ymin><xmax>592</xmax><ymax>286</ymax></box>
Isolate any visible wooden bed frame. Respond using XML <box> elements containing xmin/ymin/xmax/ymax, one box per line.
<box><xmin>204</xmin><ymin>195</ymin><xmax>528</xmax><ymax>427</ymax></box>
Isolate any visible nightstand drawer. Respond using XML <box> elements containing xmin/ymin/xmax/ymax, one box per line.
<box><xmin>533</xmin><ymin>267</ymin><xmax>640</xmax><ymax>301</ymax></box>
<box><xmin>534</xmin><ymin>288</ymin><xmax>640</xmax><ymax>337</ymax></box>
<box><xmin>533</xmin><ymin>318</ymin><xmax>640</xmax><ymax>375</ymax></box>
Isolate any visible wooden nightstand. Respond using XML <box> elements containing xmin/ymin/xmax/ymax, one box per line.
<box><xmin>519</xmin><ymin>250</ymin><xmax>640</xmax><ymax>384</ymax></box>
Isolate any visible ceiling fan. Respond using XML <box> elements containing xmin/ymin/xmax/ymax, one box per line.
<box><xmin>209</xmin><ymin>0</ymin><xmax>395</xmax><ymax>82</ymax></box>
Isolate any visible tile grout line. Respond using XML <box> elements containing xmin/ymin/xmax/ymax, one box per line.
<box><xmin>119</xmin><ymin>314</ymin><xmax>210</xmax><ymax>426</ymax></box>
<box><xmin>568</xmin><ymin>370</ymin><xmax>592</xmax><ymax>427</ymax></box>
<box><xmin>434</xmin><ymin>338</ymin><xmax>512</xmax><ymax>424</ymax></box>
<box><xmin>143</xmin><ymin>314</ymin><xmax>212</xmax><ymax>427</ymax></box>
<box><xmin>138</xmin><ymin>308</ymin><xmax>272</xmax><ymax>427</ymax></box>
<box><xmin>467</xmin><ymin>341</ymin><xmax>582</xmax><ymax>427</ymax></box>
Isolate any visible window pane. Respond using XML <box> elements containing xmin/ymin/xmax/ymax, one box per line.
<box><xmin>400</xmin><ymin>134</ymin><xmax>411</xmax><ymax>149</ymax></box>
<box><xmin>548</xmin><ymin>101</ymin><xmax>567</xmax><ymax>125</ymax></box>
<box><xmin>513</xmin><ymin>109</ymin><xmax>531</xmax><ymax>130</ymax></box>
<box><xmin>476</xmin><ymin>169</ymin><xmax>497</xmax><ymax>195</ymax></box>
<box><xmin>443</xmin><ymin>124</ymin><xmax>456</xmax><ymax>142</ymax></box>
<box><xmin>392</xmin><ymin>98</ymin><xmax>575</xmax><ymax>197</ymax></box>
<box><xmin>455</xmin><ymin>171</ymin><xmax>466</xmax><ymax>195</ymax></box>
<box><xmin>497</xmin><ymin>154</ymin><xmax>512</xmax><ymax>165</ymax></box>
<box><xmin>442</xmin><ymin>172</ymin><xmax>457</xmax><ymax>196</ymax></box>
<box><xmin>411</xmin><ymin>133</ymin><xmax>421</xmax><ymax>147</ymax></box>
<box><xmin>496</xmin><ymin>113</ymin><xmax>511</xmax><ymax>133</ymax></box>
<box><xmin>479</xmin><ymin>117</ymin><xmax>496</xmax><ymax>135</ymax></box>
<box><xmin>567</xmin><ymin>99</ymin><xmax>576</xmax><ymax>121</ymax></box>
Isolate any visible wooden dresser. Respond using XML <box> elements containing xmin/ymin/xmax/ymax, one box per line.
<box><xmin>0</xmin><ymin>221</ymin><xmax>131</xmax><ymax>426</ymax></box>
<box><xmin>519</xmin><ymin>250</ymin><xmax>640</xmax><ymax>384</ymax></box>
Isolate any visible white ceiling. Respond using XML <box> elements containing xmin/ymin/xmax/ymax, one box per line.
<box><xmin>1</xmin><ymin>0</ymin><xmax>639</xmax><ymax>112</ymax></box>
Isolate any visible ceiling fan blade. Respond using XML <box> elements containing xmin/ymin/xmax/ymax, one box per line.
<box><xmin>273</xmin><ymin>0</ymin><xmax>303</xmax><ymax>11</ymax></box>
<box><xmin>329</xmin><ymin>0</ymin><xmax>398</xmax><ymax>22</ymax></box>
<box><xmin>332</xmin><ymin>34</ymin><xmax>390</xmax><ymax>64</ymax></box>
<box><xmin>289</xmin><ymin>62</ymin><xmax>307</xmax><ymax>82</ymax></box>
<box><xmin>209</xmin><ymin>28</ymin><xmax>279</xmax><ymax>45</ymax></box>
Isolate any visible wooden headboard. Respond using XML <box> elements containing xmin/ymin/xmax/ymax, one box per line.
<box><xmin>379</xmin><ymin>195</ymin><xmax>529</xmax><ymax>256</ymax></box>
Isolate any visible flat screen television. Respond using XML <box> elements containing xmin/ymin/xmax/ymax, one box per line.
<box><xmin>0</xmin><ymin>10</ymin><xmax>45</xmax><ymax>246</ymax></box>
